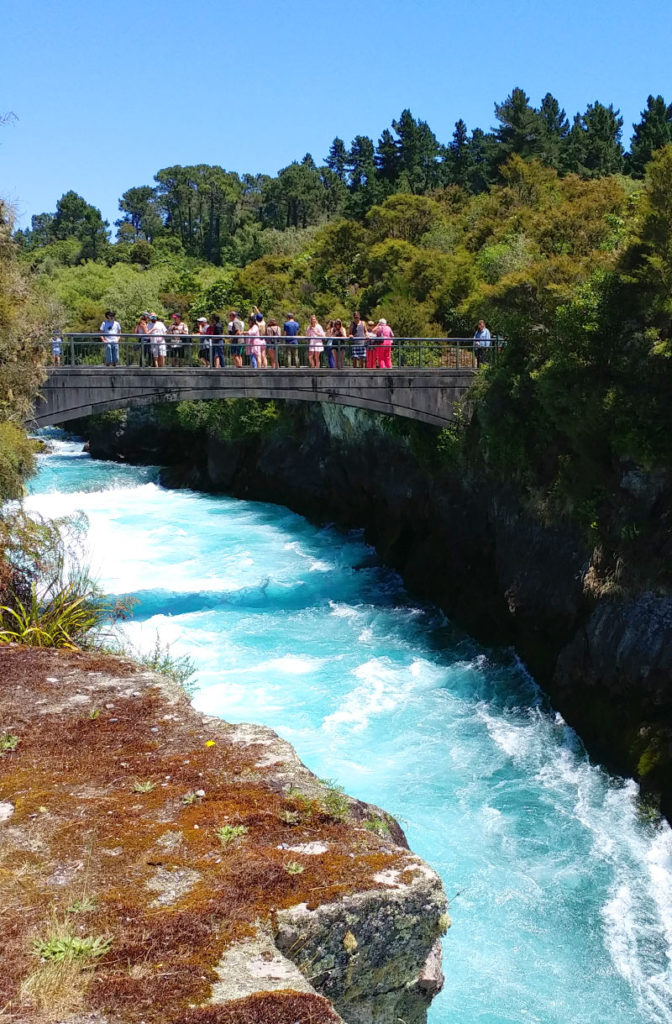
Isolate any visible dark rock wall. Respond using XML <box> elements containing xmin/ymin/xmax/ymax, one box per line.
<box><xmin>80</xmin><ymin>402</ymin><xmax>672</xmax><ymax>819</ymax></box>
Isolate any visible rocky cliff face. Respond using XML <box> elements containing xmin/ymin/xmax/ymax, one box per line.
<box><xmin>81</xmin><ymin>402</ymin><xmax>672</xmax><ymax>819</ymax></box>
<box><xmin>0</xmin><ymin>646</ymin><xmax>447</xmax><ymax>1024</ymax></box>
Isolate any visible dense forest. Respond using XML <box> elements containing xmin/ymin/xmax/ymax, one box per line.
<box><xmin>4</xmin><ymin>87</ymin><xmax>672</xmax><ymax>590</ymax></box>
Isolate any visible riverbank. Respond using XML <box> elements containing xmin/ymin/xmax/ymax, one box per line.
<box><xmin>0</xmin><ymin>645</ymin><xmax>447</xmax><ymax>1024</ymax></box>
<box><xmin>80</xmin><ymin>401</ymin><xmax>672</xmax><ymax>821</ymax></box>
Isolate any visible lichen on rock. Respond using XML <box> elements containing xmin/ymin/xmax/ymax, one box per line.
<box><xmin>0</xmin><ymin>647</ymin><xmax>447</xmax><ymax>1024</ymax></box>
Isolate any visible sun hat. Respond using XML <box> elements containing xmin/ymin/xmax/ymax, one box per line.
<box><xmin>197</xmin><ymin>316</ymin><xmax>208</xmax><ymax>323</ymax></box>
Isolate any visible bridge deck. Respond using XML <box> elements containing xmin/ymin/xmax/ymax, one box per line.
<box><xmin>34</xmin><ymin>367</ymin><xmax>475</xmax><ymax>429</ymax></box>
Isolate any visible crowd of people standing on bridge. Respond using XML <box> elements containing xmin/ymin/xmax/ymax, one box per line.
<box><xmin>53</xmin><ymin>308</ymin><xmax>492</xmax><ymax>369</ymax></box>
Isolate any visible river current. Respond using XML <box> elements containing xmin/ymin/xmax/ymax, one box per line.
<box><xmin>27</xmin><ymin>433</ymin><xmax>672</xmax><ymax>1024</ymax></box>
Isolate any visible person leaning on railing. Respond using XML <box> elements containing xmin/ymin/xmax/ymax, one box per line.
<box><xmin>283</xmin><ymin>314</ymin><xmax>301</xmax><ymax>367</ymax></box>
<box><xmin>168</xmin><ymin>313</ymin><xmax>189</xmax><ymax>366</ymax></box>
<box><xmin>266</xmin><ymin>318</ymin><xmax>281</xmax><ymax>368</ymax></box>
<box><xmin>100</xmin><ymin>310</ymin><xmax>121</xmax><ymax>367</ymax></box>
<box><xmin>349</xmin><ymin>312</ymin><xmax>367</xmax><ymax>369</ymax></box>
<box><xmin>473</xmin><ymin>319</ymin><xmax>491</xmax><ymax>368</ymax></box>
<box><xmin>228</xmin><ymin>310</ymin><xmax>244</xmax><ymax>368</ymax></box>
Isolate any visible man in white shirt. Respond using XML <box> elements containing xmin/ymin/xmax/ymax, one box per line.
<box><xmin>100</xmin><ymin>310</ymin><xmax>121</xmax><ymax>366</ymax></box>
<box><xmin>148</xmin><ymin>313</ymin><xmax>167</xmax><ymax>368</ymax></box>
<box><xmin>473</xmin><ymin>319</ymin><xmax>491</xmax><ymax>369</ymax></box>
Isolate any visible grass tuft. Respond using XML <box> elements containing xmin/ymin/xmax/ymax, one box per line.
<box><xmin>216</xmin><ymin>824</ymin><xmax>248</xmax><ymax>846</ymax></box>
<box><xmin>283</xmin><ymin>860</ymin><xmax>305</xmax><ymax>875</ymax></box>
<box><xmin>133</xmin><ymin>779</ymin><xmax>156</xmax><ymax>794</ymax></box>
<box><xmin>33</xmin><ymin>932</ymin><xmax>112</xmax><ymax>962</ymax></box>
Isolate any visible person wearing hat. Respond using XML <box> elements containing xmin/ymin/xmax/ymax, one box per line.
<box><xmin>374</xmin><ymin>317</ymin><xmax>394</xmax><ymax>369</ymax></box>
<box><xmin>99</xmin><ymin>309</ymin><xmax>121</xmax><ymax>367</ymax></box>
<box><xmin>148</xmin><ymin>313</ymin><xmax>167</xmax><ymax>368</ymax></box>
<box><xmin>197</xmin><ymin>317</ymin><xmax>210</xmax><ymax>366</ymax></box>
<box><xmin>227</xmin><ymin>310</ymin><xmax>244</xmax><ymax>368</ymax></box>
<box><xmin>50</xmin><ymin>329</ymin><xmax>63</xmax><ymax>366</ymax></box>
<box><xmin>168</xmin><ymin>312</ymin><xmax>189</xmax><ymax>367</ymax></box>
<box><xmin>133</xmin><ymin>312</ymin><xmax>150</xmax><ymax>365</ymax></box>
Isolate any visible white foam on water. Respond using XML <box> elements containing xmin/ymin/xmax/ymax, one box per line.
<box><xmin>328</xmin><ymin>601</ymin><xmax>359</xmax><ymax>619</ymax></box>
<box><xmin>308</xmin><ymin>559</ymin><xmax>332</xmax><ymax>572</ymax></box>
<box><xmin>322</xmin><ymin>656</ymin><xmax>448</xmax><ymax>735</ymax></box>
<box><xmin>29</xmin><ymin>433</ymin><xmax>672</xmax><ymax>1024</ymax></box>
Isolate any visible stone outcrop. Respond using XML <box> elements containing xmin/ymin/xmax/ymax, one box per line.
<box><xmin>0</xmin><ymin>647</ymin><xmax>448</xmax><ymax>1024</ymax></box>
<box><xmin>80</xmin><ymin>401</ymin><xmax>672</xmax><ymax>819</ymax></box>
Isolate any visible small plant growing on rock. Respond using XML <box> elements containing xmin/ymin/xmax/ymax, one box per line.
<box><xmin>283</xmin><ymin>860</ymin><xmax>304</xmax><ymax>875</ymax></box>
<box><xmin>364</xmin><ymin>814</ymin><xmax>391</xmax><ymax>836</ymax></box>
<box><xmin>0</xmin><ymin>733</ymin><xmax>19</xmax><ymax>752</ymax></box>
<box><xmin>216</xmin><ymin>824</ymin><xmax>248</xmax><ymax>845</ymax></box>
<box><xmin>318</xmin><ymin>779</ymin><xmax>350</xmax><ymax>821</ymax></box>
<box><xmin>66</xmin><ymin>896</ymin><xmax>97</xmax><ymax>915</ymax></box>
<box><xmin>132</xmin><ymin>780</ymin><xmax>156</xmax><ymax>794</ymax></box>
<box><xmin>33</xmin><ymin>932</ymin><xmax>111</xmax><ymax>962</ymax></box>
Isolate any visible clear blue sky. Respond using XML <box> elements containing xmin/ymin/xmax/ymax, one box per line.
<box><xmin>3</xmin><ymin>0</ymin><xmax>670</xmax><ymax>229</ymax></box>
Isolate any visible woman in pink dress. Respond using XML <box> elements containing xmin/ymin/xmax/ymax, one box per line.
<box><xmin>374</xmin><ymin>318</ymin><xmax>394</xmax><ymax>369</ymax></box>
<box><xmin>245</xmin><ymin>315</ymin><xmax>262</xmax><ymax>368</ymax></box>
<box><xmin>306</xmin><ymin>314</ymin><xmax>325</xmax><ymax>369</ymax></box>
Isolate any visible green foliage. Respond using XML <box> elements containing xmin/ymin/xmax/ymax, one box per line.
<box><xmin>132</xmin><ymin>780</ymin><xmax>156</xmax><ymax>793</ymax></box>
<box><xmin>66</xmin><ymin>896</ymin><xmax>97</xmax><ymax>914</ymax></box>
<box><xmin>33</xmin><ymin>932</ymin><xmax>112</xmax><ymax>962</ymax></box>
<box><xmin>0</xmin><ymin>733</ymin><xmax>19</xmax><ymax>752</ymax></box>
<box><xmin>364</xmin><ymin>814</ymin><xmax>391</xmax><ymax>836</ymax></box>
<box><xmin>0</xmin><ymin>422</ymin><xmax>37</xmax><ymax>499</ymax></box>
<box><xmin>318</xmin><ymin>779</ymin><xmax>350</xmax><ymax>820</ymax></box>
<box><xmin>127</xmin><ymin>632</ymin><xmax>196</xmax><ymax>691</ymax></box>
<box><xmin>216</xmin><ymin>824</ymin><xmax>248</xmax><ymax>845</ymax></box>
<box><xmin>0</xmin><ymin>582</ymin><xmax>105</xmax><ymax>649</ymax></box>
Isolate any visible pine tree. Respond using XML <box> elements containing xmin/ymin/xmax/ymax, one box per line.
<box><xmin>538</xmin><ymin>93</ymin><xmax>569</xmax><ymax>170</ymax></box>
<box><xmin>391</xmin><ymin>109</ymin><xmax>441</xmax><ymax>193</ymax></box>
<box><xmin>326</xmin><ymin>138</ymin><xmax>348</xmax><ymax>182</ymax></box>
<box><xmin>468</xmin><ymin>129</ymin><xmax>498</xmax><ymax>193</ymax></box>
<box><xmin>375</xmin><ymin>128</ymin><xmax>400</xmax><ymax>185</ymax></box>
<box><xmin>345</xmin><ymin>136</ymin><xmax>382</xmax><ymax>217</ymax></box>
<box><xmin>564</xmin><ymin>102</ymin><xmax>624</xmax><ymax>177</ymax></box>
<box><xmin>628</xmin><ymin>95</ymin><xmax>672</xmax><ymax>178</ymax></box>
<box><xmin>494</xmin><ymin>87</ymin><xmax>545</xmax><ymax>163</ymax></box>
<box><xmin>445</xmin><ymin>119</ymin><xmax>474</xmax><ymax>190</ymax></box>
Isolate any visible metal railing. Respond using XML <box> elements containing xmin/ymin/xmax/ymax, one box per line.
<box><xmin>50</xmin><ymin>334</ymin><xmax>501</xmax><ymax>370</ymax></box>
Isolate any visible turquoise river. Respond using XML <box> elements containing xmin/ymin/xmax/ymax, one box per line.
<box><xmin>27</xmin><ymin>432</ymin><xmax>672</xmax><ymax>1024</ymax></box>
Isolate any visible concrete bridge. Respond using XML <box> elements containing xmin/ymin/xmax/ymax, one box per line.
<box><xmin>33</xmin><ymin>367</ymin><xmax>475</xmax><ymax>429</ymax></box>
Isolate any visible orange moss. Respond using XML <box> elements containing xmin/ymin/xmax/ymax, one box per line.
<box><xmin>0</xmin><ymin>648</ymin><xmax>407</xmax><ymax>1024</ymax></box>
<box><xmin>173</xmin><ymin>990</ymin><xmax>344</xmax><ymax>1024</ymax></box>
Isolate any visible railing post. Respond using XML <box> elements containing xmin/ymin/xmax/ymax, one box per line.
<box><xmin>70</xmin><ymin>334</ymin><xmax>75</xmax><ymax>366</ymax></box>
<box><xmin>419</xmin><ymin>338</ymin><xmax>423</xmax><ymax>368</ymax></box>
<box><xmin>456</xmin><ymin>337</ymin><xmax>460</xmax><ymax>369</ymax></box>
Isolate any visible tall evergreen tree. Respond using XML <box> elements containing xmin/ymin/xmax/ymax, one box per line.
<box><xmin>116</xmin><ymin>186</ymin><xmax>162</xmax><ymax>241</ymax></box>
<box><xmin>538</xmin><ymin>92</ymin><xmax>569</xmax><ymax>169</ymax></box>
<box><xmin>345</xmin><ymin>135</ymin><xmax>381</xmax><ymax>217</ymax></box>
<box><xmin>445</xmin><ymin>119</ymin><xmax>474</xmax><ymax>190</ymax></box>
<box><xmin>494</xmin><ymin>87</ymin><xmax>545</xmax><ymax>163</ymax></box>
<box><xmin>51</xmin><ymin>191</ymin><xmax>109</xmax><ymax>259</ymax></box>
<box><xmin>468</xmin><ymin>128</ymin><xmax>498</xmax><ymax>193</ymax></box>
<box><xmin>375</xmin><ymin>128</ymin><xmax>400</xmax><ymax>185</ymax></box>
<box><xmin>391</xmin><ymin>109</ymin><xmax>442</xmax><ymax>193</ymax></box>
<box><xmin>564</xmin><ymin>102</ymin><xmax>624</xmax><ymax>177</ymax></box>
<box><xmin>326</xmin><ymin>137</ymin><xmax>348</xmax><ymax>182</ymax></box>
<box><xmin>628</xmin><ymin>95</ymin><xmax>672</xmax><ymax>177</ymax></box>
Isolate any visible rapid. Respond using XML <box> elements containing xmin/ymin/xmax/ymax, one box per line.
<box><xmin>26</xmin><ymin>432</ymin><xmax>672</xmax><ymax>1024</ymax></box>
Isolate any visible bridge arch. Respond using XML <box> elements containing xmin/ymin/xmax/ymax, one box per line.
<box><xmin>32</xmin><ymin>367</ymin><xmax>475</xmax><ymax>430</ymax></box>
